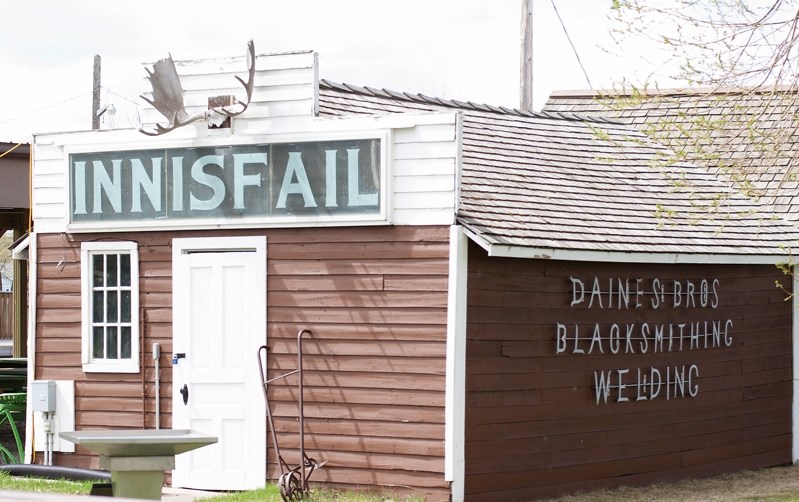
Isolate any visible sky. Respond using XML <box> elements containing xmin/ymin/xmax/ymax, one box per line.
<box><xmin>0</xmin><ymin>0</ymin><xmax>665</xmax><ymax>143</ymax></box>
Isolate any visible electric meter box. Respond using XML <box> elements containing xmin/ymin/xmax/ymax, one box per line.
<box><xmin>31</xmin><ymin>380</ymin><xmax>57</xmax><ymax>412</ymax></box>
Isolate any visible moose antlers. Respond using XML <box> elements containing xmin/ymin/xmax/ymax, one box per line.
<box><xmin>139</xmin><ymin>40</ymin><xmax>256</xmax><ymax>136</ymax></box>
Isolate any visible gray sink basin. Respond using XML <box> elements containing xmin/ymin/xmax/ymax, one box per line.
<box><xmin>59</xmin><ymin>429</ymin><xmax>217</xmax><ymax>457</ymax></box>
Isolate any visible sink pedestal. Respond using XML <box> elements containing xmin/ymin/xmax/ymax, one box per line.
<box><xmin>60</xmin><ymin>429</ymin><xmax>217</xmax><ymax>500</ymax></box>
<box><xmin>100</xmin><ymin>455</ymin><xmax>174</xmax><ymax>500</ymax></box>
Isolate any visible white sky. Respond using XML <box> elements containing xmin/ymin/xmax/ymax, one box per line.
<box><xmin>0</xmin><ymin>0</ymin><xmax>667</xmax><ymax>143</ymax></box>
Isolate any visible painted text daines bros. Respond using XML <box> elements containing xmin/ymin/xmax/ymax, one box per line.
<box><xmin>556</xmin><ymin>276</ymin><xmax>733</xmax><ymax>405</ymax></box>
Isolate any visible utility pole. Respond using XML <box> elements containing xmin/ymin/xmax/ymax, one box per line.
<box><xmin>520</xmin><ymin>0</ymin><xmax>534</xmax><ymax>111</ymax></box>
<box><xmin>92</xmin><ymin>55</ymin><xmax>101</xmax><ymax>130</ymax></box>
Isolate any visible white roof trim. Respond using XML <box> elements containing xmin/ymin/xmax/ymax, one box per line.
<box><xmin>11</xmin><ymin>234</ymin><xmax>29</xmax><ymax>260</ymax></box>
<box><xmin>463</xmin><ymin>228</ymin><xmax>792</xmax><ymax>265</ymax></box>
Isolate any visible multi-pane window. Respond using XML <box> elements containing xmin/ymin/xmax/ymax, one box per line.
<box><xmin>81</xmin><ymin>242</ymin><xmax>139</xmax><ymax>373</ymax></box>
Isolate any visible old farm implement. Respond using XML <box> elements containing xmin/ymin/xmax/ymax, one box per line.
<box><xmin>257</xmin><ymin>329</ymin><xmax>325</xmax><ymax>501</ymax></box>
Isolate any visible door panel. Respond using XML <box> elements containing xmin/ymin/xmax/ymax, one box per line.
<box><xmin>172</xmin><ymin>238</ymin><xmax>266</xmax><ymax>490</ymax></box>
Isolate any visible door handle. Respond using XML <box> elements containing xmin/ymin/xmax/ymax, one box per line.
<box><xmin>180</xmin><ymin>384</ymin><xmax>189</xmax><ymax>405</ymax></box>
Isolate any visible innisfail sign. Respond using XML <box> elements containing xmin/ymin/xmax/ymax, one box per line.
<box><xmin>69</xmin><ymin>138</ymin><xmax>382</xmax><ymax>224</ymax></box>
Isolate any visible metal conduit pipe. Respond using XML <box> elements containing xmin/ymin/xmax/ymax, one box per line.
<box><xmin>153</xmin><ymin>342</ymin><xmax>161</xmax><ymax>429</ymax></box>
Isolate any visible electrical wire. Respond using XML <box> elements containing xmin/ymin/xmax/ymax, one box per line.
<box><xmin>0</xmin><ymin>92</ymin><xmax>91</xmax><ymax>127</ymax></box>
<box><xmin>551</xmin><ymin>0</ymin><xmax>594</xmax><ymax>90</ymax></box>
<box><xmin>105</xmin><ymin>88</ymin><xmax>141</xmax><ymax>107</ymax></box>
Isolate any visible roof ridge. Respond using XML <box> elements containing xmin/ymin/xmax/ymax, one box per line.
<box><xmin>319</xmin><ymin>79</ymin><xmax>627</xmax><ymax>125</ymax></box>
<box><xmin>549</xmin><ymin>85</ymin><xmax>799</xmax><ymax>100</ymax></box>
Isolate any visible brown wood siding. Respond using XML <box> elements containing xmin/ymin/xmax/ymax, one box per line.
<box><xmin>464</xmin><ymin>243</ymin><xmax>793</xmax><ymax>501</ymax></box>
<box><xmin>35</xmin><ymin>226</ymin><xmax>451</xmax><ymax>500</ymax></box>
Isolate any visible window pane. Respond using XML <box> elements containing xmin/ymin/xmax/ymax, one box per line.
<box><xmin>107</xmin><ymin>255</ymin><xmax>118</xmax><ymax>287</ymax></box>
<box><xmin>106</xmin><ymin>327</ymin><xmax>118</xmax><ymax>359</ymax></box>
<box><xmin>92</xmin><ymin>255</ymin><xmax>104</xmax><ymax>287</ymax></box>
<box><xmin>108</xmin><ymin>291</ymin><xmax>119</xmax><ymax>323</ymax></box>
<box><xmin>120</xmin><ymin>254</ymin><xmax>131</xmax><ymax>287</ymax></box>
<box><xmin>121</xmin><ymin>290</ymin><xmax>131</xmax><ymax>322</ymax></box>
<box><xmin>92</xmin><ymin>291</ymin><xmax>104</xmax><ymax>322</ymax></box>
<box><xmin>121</xmin><ymin>327</ymin><xmax>131</xmax><ymax>359</ymax></box>
<box><xmin>92</xmin><ymin>327</ymin><xmax>104</xmax><ymax>359</ymax></box>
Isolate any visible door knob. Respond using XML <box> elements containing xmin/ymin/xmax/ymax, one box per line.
<box><xmin>180</xmin><ymin>384</ymin><xmax>189</xmax><ymax>405</ymax></box>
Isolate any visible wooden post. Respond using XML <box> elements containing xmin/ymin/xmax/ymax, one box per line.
<box><xmin>92</xmin><ymin>55</ymin><xmax>101</xmax><ymax>130</ymax></box>
<box><xmin>12</xmin><ymin>212</ymin><xmax>27</xmax><ymax>358</ymax></box>
<box><xmin>520</xmin><ymin>0</ymin><xmax>534</xmax><ymax>111</ymax></box>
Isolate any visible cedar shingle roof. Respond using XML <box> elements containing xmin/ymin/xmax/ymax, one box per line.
<box><xmin>543</xmin><ymin>88</ymin><xmax>799</xmax><ymax>221</ymax></box>
<box><xmin>319</xmin><ymin>80</ymin><xmax>799</xmax><ymax>259</ymax></box>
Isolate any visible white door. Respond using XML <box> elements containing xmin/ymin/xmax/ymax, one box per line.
<box><xmin>171</xmin><ymin>237</ymin><xmax>266</xmax><ymax>490</ymax></box>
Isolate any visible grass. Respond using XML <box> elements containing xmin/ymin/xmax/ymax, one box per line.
<box><xmin>0</xmin><ymin>470</ymin><xmax>94</xmax><ymax>495</ymax></box>
<box><xmin>203</xmin><ymin>485</ymin><xmax>423</xmax><ymax>501</ymax></box>
<box><xmin>5</xmin><ymin>466</ymin><xmax>799</xmax><ymax>501</ymax></box>
<box><xmin>0</xmin><ymin>471</ymin><xmax>423</xmax><ymax>502</ymax></box>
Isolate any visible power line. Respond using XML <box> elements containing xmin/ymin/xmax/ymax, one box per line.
<box><xmin>551</xmin><ymin>0</ymin><xmax>594</xmax><ymax>90</ymax></box>
<box><xmin>0</xmin><ymin>91</ymin><xmax>92</xmax><ymax>127</ymax></box>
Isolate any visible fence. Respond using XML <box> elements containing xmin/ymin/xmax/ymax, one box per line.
<box><xmin>0</xmin><ymin>292</ymin><xmax>11</xmax><ymax>340</ymax></box>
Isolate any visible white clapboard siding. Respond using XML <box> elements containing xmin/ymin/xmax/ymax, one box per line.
<box><xmin>31</xmin><ymin>49</ymin><xmax>459</xmax><ymax>232</ymax></box>
<box><xmin>390</xmin><ymin>116</ymin><xmax>459</xmax><ymax>225</ymax></box>
<box><xmin>140</xmin><ymin>50</ymin><xmax>317</xmax><ymax>131</ymax></box>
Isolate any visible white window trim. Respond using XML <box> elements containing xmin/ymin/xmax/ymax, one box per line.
<box><xmin>80</xmin><ymin>241</ymin><xmax>140</xmax><ymax>373</ymax></box>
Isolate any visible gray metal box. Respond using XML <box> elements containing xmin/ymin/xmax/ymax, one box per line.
<box><xmin>31</xmin><ymin>380</ymin><xmax>56</xmax><ymax>412</ymax></box>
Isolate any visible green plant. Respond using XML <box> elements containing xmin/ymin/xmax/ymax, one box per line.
<box><xmin>0</xmin><ymin>393</ymin><xmax>25</xmax><ymax>464</ymax></box>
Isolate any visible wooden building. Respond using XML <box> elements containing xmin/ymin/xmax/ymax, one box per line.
<box><xmin>0</xmin><ymin>141</ymin><xmax>30</xmax><ymax>359</ymax></box>
<box><xmin>25</xmin><ymin>49</ymin><xmax>799</xmax><ymax>501</ymax></box>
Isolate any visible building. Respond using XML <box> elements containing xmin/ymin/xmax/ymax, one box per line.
<box><xmin>25</xmin><ymin>48</ymin><xmax>799</xmax><ymax>501</ymax></box>
<box><xmin>0</xmin><ymin>142</ymin><xmax>30</xmax><ymax>358</ymax></box>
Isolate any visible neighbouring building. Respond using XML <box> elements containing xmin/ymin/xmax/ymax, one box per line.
<box><xmin>24</xmin><ymin>48</ymin><xmax>799</xmax><ymax>501</ymax></box>
<box><xmin>0</xmin><ymin>142</ymin><xmax>30</xmax><ymax>357</ymax></box>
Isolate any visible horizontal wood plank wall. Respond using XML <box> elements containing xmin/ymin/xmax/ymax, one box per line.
<box><xmin>35</xmin><ymin>225</ymin><xmax>451</xmax><ymax>500</ymax></box>
<box><xmin>464</xmin><ymin>243</ymin><xmax>792</xmax><ymax>501</ymax></box>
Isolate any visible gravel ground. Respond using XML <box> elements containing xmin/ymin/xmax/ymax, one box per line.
<box><xmin>541</xmin><ymin>464</ymin><xmax>799</xmax><ymax>502</ymax></box>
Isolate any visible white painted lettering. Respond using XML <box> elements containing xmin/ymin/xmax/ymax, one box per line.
<box><xmin>689</xmin><ymin>364</ymin><xmax>699</xmax><ymax>396</ymax></box>
<box><xmin>190</xmin><ymin>155</ymin><xmax>226</xmax><ymax>211</ymax></box>
<box><xmin>570</xmin><ymin>276</ymin><xmax>585</xmax><ymax>306</ymax></box>
<box><xmin>131</xmin><ymin>158</ymin><xmax>162</xmax><ymax>213</ymax></box>
<box><xmin>347</xmin><ymin>148</ymin><xmax>378</xmax><ymax>206</ymax></box>
<box><xmin>724</xmin><ymin>319</ymin><xmax>734</xmax><ymax>347</ymax></box>
<box><xmin>92</xmin><ymin>159</ymin><xmax>122</xmax><ymax>213</ymax></box>
<box><xmin>233</xmin><ymin>153</ymin><xmax>266</xmax><ymax>209</ymax></box>
<box><xmin>588</xmin><ymin>277</ymin><xmax>603</xmax><ymax>309</ymax></box>
<box><xmin>277</xmin><ymin>152</ymin><xmax>317</xmax><ymax>209</ymax></box>
<box><xmin>73</xmin><ymin>161</ymin><xmax>87</xmax><ymax>215</ymax></box>
<box><xmin>594</xmin><ymin>370</ymin><xmax>612</xmax><ymax>405</ymax></box>
<box><xmin>324</xmin><ymin>150</ymin><xmax>338</xmax><ymax>207</ymax></box>
<box><xmin>616</xmin><ymin>368</ymin><xmax>629</xmax><ymax>402</ymax></box>
<box><xmin>172</xmin><ymin>157</ymin><xmax>184</xmax><ymax>211</ymax></box>
<box><xmin>556</xmin><ymin>323</ymin><xmax>567</xmax><ymax>354</ymax></box>
<box><xmin>589</xmin><ymin>324</ymin><xmax>604</xmax><ymax>354</ymax></box>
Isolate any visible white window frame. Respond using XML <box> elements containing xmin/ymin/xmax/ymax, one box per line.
<box><xmin>80</xmin><ymin>241</ymin><xmax>140</xmax><ymax>373</ymax></box>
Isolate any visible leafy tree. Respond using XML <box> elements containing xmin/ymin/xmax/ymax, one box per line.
<box><xmin>580</xmin><ymin>1</ymin><xmax>799</xmax><ymax>221</ymax></box>
<box><xmin>609</xmin><ymin>0</ymin><xmax>799</xmax><ymax>89</ymax></box>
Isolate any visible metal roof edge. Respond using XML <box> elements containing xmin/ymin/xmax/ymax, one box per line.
<box><xmin>548</xmin><ymin>84</ymin><xmax>799</xmax><ymax>100</ymax></box>
<box><xmin>485</xmin><ymin>244</ymin><xmax>792</xmax><ymax>265</ymax></box>
<box><xmin>461</xmin><ymin>226</ymin><xmax>793</xmax><ymax>265</ymax></box>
